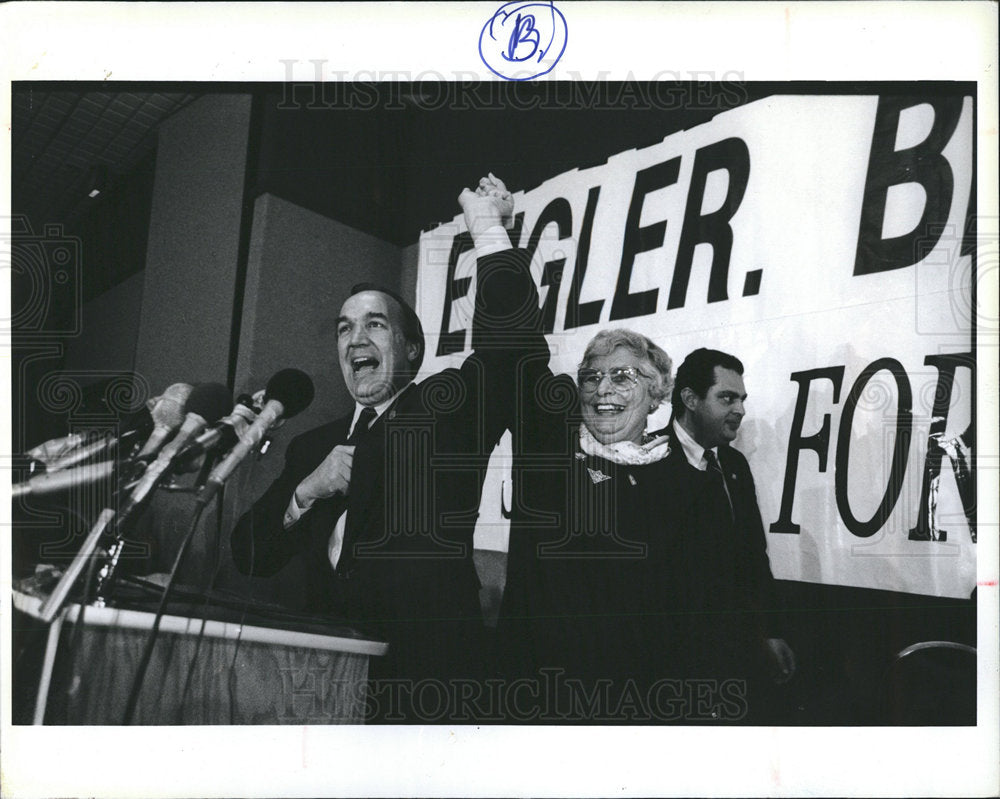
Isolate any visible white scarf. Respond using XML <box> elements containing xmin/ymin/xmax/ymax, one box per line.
<box><xmin>578</xmin><ymin>423</ymin><xmax>672</xmax><ymax>466</ymax></box>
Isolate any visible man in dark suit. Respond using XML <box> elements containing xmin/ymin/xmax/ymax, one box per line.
<box><xmin>653</xmin><ymin>348</ymin><xmax>796</xmax><ymax>721</ymax></box>
<box><xmin>230</xmin><ymin>176</ymin><xmax>533</xmax><ymax>722</ymax></box>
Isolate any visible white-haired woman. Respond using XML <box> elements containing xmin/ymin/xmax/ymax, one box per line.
<box><xmin>494</xmin><ymin>323</ymin><xmax>696</xmax><ymax>722</ymax></box>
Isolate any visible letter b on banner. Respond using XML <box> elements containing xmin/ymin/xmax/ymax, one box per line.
<box><xmin>854</xmin><ymin>96</ymin><xmax>963</xmax><ymax>276</ymax></box>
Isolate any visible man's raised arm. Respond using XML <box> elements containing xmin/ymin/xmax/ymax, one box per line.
<box><xmin>458</xmin><ymin>174</ymin><xmax>544</xmax><ymax>354</ymax></box>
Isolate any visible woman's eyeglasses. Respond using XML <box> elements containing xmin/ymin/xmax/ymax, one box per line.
<box><xmin>577</xmin><ymin>366</ymin><xmax>652</xmax><ymax>391</ymax></box>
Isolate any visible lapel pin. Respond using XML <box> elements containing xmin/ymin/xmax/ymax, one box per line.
<box><xmin>587</xmin><ymin>467</ymin><xmax>612</xmax><ymax>484</ymax></box>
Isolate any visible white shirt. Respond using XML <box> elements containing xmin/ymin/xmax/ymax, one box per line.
<box><xmin>673</xmin><ymin>418</ymin><xmax>734</xmax><ymax>512</ymax></box>
<box><xmin>473</xmin><ymin>224</ymin><xmax>514</xmax><ymax>258</ymax></box>
<box><xmin>672</xmin><ymin>418</ymin><xmax>718</xmax><ymax>471</ymax></box>
<box><xmin>282</xmin><ymin>388</ymin><xmax>406</xmax><ymax>569</ymax></box>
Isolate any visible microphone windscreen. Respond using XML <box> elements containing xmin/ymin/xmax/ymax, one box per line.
<box><xmin>162</xmin><ymin>380</ymin><xmax>193</xmax><ymax>404</ymax></box>
<box><xmin>146</xmin><ymin>382</ymin><xmax>191</xmax><ymax>430</ymax></box>
<box><xmin>264</xmin><ymin>368</ymin><xmax>315</xmax><ymax>418</ymax></box>
<box><xmin>184</xmin><ymin>383</ymin><xmax>233</xmax><ymax>424</ymax></box>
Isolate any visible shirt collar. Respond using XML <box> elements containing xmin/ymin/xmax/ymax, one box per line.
<box><xmin>350</xmin><ymin>384</ymin><xmax>409</xmax><ymax>436</ymax></box>
<box><xmin>672</xmin><ymin>418</ymin><xmax>717</xmax><ymax>471</ymax></box>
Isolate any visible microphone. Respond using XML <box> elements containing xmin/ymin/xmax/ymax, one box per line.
<box><xmin>29</xmin><ymin>431</ymin><xmax>94</xmax><ymax>464</ymax></box>
<box><xmin>11</xmin><ymin>459</ymin><xmax>117</xmax><ymax>500</ymax></box>
<box><xmin>198</xmin><ymin>369</ymin><xmax>314</xmax><ymax>505</ymax></box>
<box><xmin>32</xmin><ymin>382</ymin><xmax>193</xmax><ymax>474</ymax></box>
<box><xmin>30</xmin><ymin>406</ymin><xmax>154</xmax><ymax>474</ymax></box>
<box><xmin>135</xmin><ymin>382</ymin><xmax>194</xmax><ymax>461</ymax></box>
<box><xmin>115</xmin><ymin>383</ymin><xmax>232</xmax><ymax>524</ymax></box>
<box><xmin>171</xmin><ymin>394</ymin><xmax>258</xmax><ymax>474</ymax></box>
<box><xmin>15</xmin><ymin>388</ymin><xmax>182</xmax><ymax>493</ymax></box>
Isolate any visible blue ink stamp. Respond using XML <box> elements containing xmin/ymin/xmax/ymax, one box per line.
<box><xmin>479</xmin><ymin>1</ymin><xmax>568</xmax><ymax>81</ymax></box>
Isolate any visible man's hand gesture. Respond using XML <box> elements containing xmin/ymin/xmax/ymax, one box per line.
<box><xmin>294</xmin><ymin>444</ymin><xmax>355</xmax><ymax>508</ymax></box>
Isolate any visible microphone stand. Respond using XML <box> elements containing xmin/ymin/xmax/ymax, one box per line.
<box><xmin>33</xmin><ymin>448</ymin><xmax>192</xmax><ymax>623</ymax></box>
<box><xmin>37</xmin><ymin>508</ymin><xmax>118</xmax><ymax>624</ymax></box>
<box><xmin>33</xmin><ymin>454</ymin><xmax>146</xmax><ymax>622</ymax></box>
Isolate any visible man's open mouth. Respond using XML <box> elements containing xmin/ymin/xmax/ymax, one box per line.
<box><xmin>352</xmin><ymin>356</ymin><xmax>379</xmax><ymax>374</ymax></box>
<box><xmin>594</xmin><ymin>403</ymin><xmax>625</xmax><ymax>416</ymax></box>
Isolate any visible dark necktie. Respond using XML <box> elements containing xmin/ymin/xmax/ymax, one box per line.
<box><xmin>704</xmin><ymin>449</ymin><xmax>734</xmax><ymax>522</ymax></box>
<box><xmin>348</xmin><ymin>406</ymin><xmax>377</xmax><ymax>444</ymax></box>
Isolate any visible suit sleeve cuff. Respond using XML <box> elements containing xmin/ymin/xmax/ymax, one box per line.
<box><xmin>283</xmin><ymin>487</ymin><xmax>313</xmax><ymax>529</ymax></box>
<box><xmin>474</xmin><ymin>225</ymin><xmax>513</xmax><ymax>258</ymax></box>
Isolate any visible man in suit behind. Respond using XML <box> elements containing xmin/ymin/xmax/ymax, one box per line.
<box><xmin>655</xmin><ymin>347</ymin><xmax>796</xmax><ymax>721</ymax></box>
<box><xmin>230</xmin><ymin>175</ymin><xmax>534</xmax><ymax>722</ymax></box>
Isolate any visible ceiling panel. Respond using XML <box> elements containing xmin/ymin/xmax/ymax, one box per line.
<box><xmin>12</xmin><ymin>88</ymin><xmax>198</xmax><ymax>225</ymax></box>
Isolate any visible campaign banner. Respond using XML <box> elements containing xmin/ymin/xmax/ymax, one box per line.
<box><xmin>416</xmin><ymin>94</ymin><xmax>976</xmax><ymax>600</ymax></box>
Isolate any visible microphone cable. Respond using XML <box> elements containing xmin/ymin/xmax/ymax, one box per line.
<box><xmin>121</xmin><ymin>498</ymin><xmax>211</xmax><ymax>725</ymax></box>
<box><xmin>174</xmin><ymin>477</ymin><xmax>238</xmax><ymax>723</ymax></box>
<box><xmin>176</xmin><ymin>401</ymin><xmax>261</xmax><ymax>723</ymax></box>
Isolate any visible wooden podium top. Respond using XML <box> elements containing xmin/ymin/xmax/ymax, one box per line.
<box><xmin>13</xmin><ymin>588</ymin><xmax>389</xmax><ymax>657</ymax></box>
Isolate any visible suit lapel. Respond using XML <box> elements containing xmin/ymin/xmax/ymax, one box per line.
<box><xmin>715</xmin><ymin>446</ymin><xmax>746</xmax><ymax>520</ymax></box>
<box><xmin>662</xmin><ymin>430</ymin><xmax>702</xmax><ymax>514</ymax></box>
<box><xmin>343</xmin><ymin>383</ymin><xmax>416</xmax><ymax>554</ymax></box>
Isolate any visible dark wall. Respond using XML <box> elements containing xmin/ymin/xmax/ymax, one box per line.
<box><xmin>10</xmin><ymin>148</ymin><xmax>157</xmax><ymax>454</ymax></box>
<box><xmin>133</xmin><ymin>93</ymin><xmax>253</xmax><ymax>393</ymax></box>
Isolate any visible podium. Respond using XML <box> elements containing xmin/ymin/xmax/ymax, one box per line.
<box><xmin>13</xmin><ymin>589</ymin><xmax>388</xmax><ymax>725</ymax></box>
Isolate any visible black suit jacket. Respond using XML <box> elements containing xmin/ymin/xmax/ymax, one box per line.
<box><xmin>496</xmin><ymin>323</ymin><xmax>705</xmax><ymax>714</ymax></box>
<box><xmin>231</xmin><ymin>248</ymin><xmax>537</xmax><ymax>693</ymax></box>
<box><xmin>657</xmin><ymin>427</ymin><xmax>781</xmax><ymax>680</ymax></box>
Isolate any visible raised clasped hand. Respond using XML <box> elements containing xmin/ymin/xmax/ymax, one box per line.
<box><xmin>458</xmin><ymin>172</ymin><xmax>514</xmax><ymax>238</ymax></box>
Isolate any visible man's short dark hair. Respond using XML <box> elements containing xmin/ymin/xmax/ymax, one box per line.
<box><xmin>671</xmin><ymin>348</ymin><xmax>744</xmax><ymax>419</ymax></box>
<box><xmin>349</xmin><ymin>282</ymin><xmax>425</xmax><ymax>376</ymax></box>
